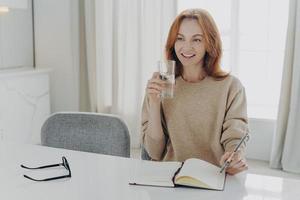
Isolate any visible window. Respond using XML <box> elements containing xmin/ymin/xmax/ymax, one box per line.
<box><xmin>177</xmin><ymin>0</ymin><xmax>289</xmax><ymax>119</ymax></box>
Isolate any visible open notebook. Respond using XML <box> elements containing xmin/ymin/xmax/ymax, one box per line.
<box><xmin>129</xmin><ymin>158</ymin><xmax>226</xmax><ymax>190</ymax></box>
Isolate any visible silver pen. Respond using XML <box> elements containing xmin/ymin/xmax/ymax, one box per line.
<box><xmin>219</xmin><ymin>133</ymin><xmax>249</xmax><ymax>173</ymax></box>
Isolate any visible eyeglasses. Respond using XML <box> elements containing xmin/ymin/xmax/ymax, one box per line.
<box><xmin>21</xmin><ymin>156</ymin><xmax>72</xmax><ymax>181</ymax></box>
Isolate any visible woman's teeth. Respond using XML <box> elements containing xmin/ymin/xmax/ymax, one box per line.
<box><xmin>181</xmin><ymin>53</ymin><xmax>195</xmax><ymax>58</ymax></box>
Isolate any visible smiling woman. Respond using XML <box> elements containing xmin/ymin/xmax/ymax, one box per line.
<box><xmin>174</xmin><ymin>19</ymin><xmax>206</xmax><ymax>80</ymax></box>
<box><xmin>166</xmin><ymin>9</ymin><xmax>228</xmax><ymax>81</ymax></box>
<box><xmin>141</xmin><ymin>8</ymin><xmax>249</xmax><ymax>176</ymax></box>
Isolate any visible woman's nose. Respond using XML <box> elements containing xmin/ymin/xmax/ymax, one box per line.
<box><xmin>182</xmin><ymin>41</ymin><xmax>193</xmax><ymax>50</ymax></box>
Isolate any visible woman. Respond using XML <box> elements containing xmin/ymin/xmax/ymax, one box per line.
<box><xmin>141</xmin><ymin>9</ymin><xmax>249</xmax><ymax>175</ymax></box>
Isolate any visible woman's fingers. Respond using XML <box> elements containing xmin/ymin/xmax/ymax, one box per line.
<box><xmin>147</xmin><ymin>82</ymin><xmax>163</xmax><ymax>91</ymax></box>
<box><xmin>147</xmin><ymin>88</ymin><xmax>160</xmax><ymax>95</ymax></box>
<box><xmin>226</xmin><ymin>165</ymin><xmax>248</xmax><ymax>175</ymax></box>
<box><xmin>220</xmin><ymin>151</ymin><xmax>248</xmax><ymax>175</ymax></box>
<box><xmin>226</xmin><ymin>166</ymin><xmax>247</xmax><ymax>175</ymax></box>
<box><xmin>152</xmin><ymin>72</ymin><xmax>160</xmax><ymax>79</ymax></box>
<box><xmin>145</xmin><ymin>72</ymin><xmax>164</xmax><ymax>102</ymax></box>
<box><xmin>228</xmin><ymin>152</ymin><xmax>242</xmax><ymax>167</ymax></box>
<box><xmin>226</xmin><ymin>158</ymin><xmax>248</xmax><ymax>175</ymax></box>
<box><xmin>148</xmin><ymin>78</ymin><xmax>165</xmax><ymax>85</ymax></box>
<box><xmin>146</xmin><ymin>75</ymin><xmax>166</xmax><ymax>95</ymax></box>
<box><xmin>220</xmin><ymin>152</ymin><xmax>231</xmax><ymax>165</ymax></box>
<box><xmin>231</xmin><ymin>158</ymin><xmax>247</xmax><ymax>169</ymax></box>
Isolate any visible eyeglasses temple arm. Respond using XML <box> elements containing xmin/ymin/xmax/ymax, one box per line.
<box><xmin>21</xmin><ymin>163</ymin><xmax>61</xmax><ymax>170</ymax></box>
<box><xmin>23</xmin><ymin>174</ymin><xmax>71</xmax><ymax>182</ymax></box>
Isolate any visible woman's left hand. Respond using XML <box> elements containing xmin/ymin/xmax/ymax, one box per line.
<box><xmin>220</xmin><ymin>151</ymin><xmax>248</xmax><ymax>175</ymax></box>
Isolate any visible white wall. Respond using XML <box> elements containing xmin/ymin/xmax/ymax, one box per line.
<box><xmin>0</xmin><ymin>0</ymin><xmax>33</xmax><ymax>69</ymax></box>
<box><xmin>247</xmin><ymin>119</ymin><xmax>275</xmax><ymax>161</ymax></box>
<box><xmin>34</xmin><ymin>0</ymin><xmax>80</xmax><ymax>112</ymax></box>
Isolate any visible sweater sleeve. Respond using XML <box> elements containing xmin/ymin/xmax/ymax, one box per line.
<box><xmin>141</xmin><ymin>96</ymin><xmax>166</xmax><ymax>160</ymax></box>
<box><xmin>221</xmin><ymin>81</ymin><xmax>249</xmax><ymax>154</ymax></box>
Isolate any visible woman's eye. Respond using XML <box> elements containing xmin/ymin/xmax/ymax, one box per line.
<box><xmin>176</xmin><ymin>37</ymin><xmax>183</xmax><ymax>41</ymax></box>
<box><xmin>193</xmin><ymin>39</ymin><xmax>201</xmax><ymax>42</ymax></box>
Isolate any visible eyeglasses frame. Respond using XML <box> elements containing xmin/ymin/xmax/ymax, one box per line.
<box><xmin>21</xmin><ymin>156</ymin><xmax>72</xmax><ymax>181</ymax></box>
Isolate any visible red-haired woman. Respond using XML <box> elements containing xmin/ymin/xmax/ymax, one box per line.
<box><xmin>141</xmin><ymin>9</ymin><xmax>249</xmax><ymax>175</ymax></box>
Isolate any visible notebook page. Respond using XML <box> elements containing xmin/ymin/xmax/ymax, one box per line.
<box><xmin>176</xmin><ymin>158</ymin><xmax>225</xmax><ymax>190</ymax></box>
<box><xmin>129</xmin><ymin>160</ymin><xmax>182</xmax><ymax>187</ymax></box>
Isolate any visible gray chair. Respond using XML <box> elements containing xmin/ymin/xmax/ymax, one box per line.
<box><xmin>41</xmin><ymin>112</ymin><xmax>130</xmax><ymax>157</ymax></box>
<box><xmin>141</xmin><ymin>146</ymin><xmax>152</xmax><ymax>160</ymax></box>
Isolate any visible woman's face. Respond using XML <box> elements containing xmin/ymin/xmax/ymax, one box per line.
<box><xmin>174</xmin><ymin>18</ymin><xmax>206</xmax><ymax>68</ymax></box>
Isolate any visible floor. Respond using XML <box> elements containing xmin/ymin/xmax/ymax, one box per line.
<box><xmin>131</xmin><ymin>148</ymin><xmax>300</xmax><ymax>180</ymax></box>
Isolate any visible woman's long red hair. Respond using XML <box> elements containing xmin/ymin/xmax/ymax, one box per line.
<box><xmin>165</xmin><ymin>9</ymin><xmax>228</xmax><ymax>79</ymax></box>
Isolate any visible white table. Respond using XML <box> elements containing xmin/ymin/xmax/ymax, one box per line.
<box><xmin>0</xmin><ymin>141</ymin><xmax>299</xmax><ymax>200</ymax></box>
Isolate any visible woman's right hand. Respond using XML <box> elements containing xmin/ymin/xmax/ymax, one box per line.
<box><xmin>146</xmin><ymin>72</ymin><xmax>165</xmax><ymax>105</ymax></box>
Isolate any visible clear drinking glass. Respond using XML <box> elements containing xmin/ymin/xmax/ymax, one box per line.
<box><xmin>157</xmin><ymin>60</ymin><xmax>175</xmax><ymax>98</ymax></box>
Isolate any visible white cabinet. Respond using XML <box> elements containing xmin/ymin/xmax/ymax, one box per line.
<box><xmin>0</xmin><ymin>68</ymin><xmax>50</xmax><ymax>144</ymax></box>
<box><xmin>0</xmin><ymin>0</ymin><xmax>28</xmax><ymax>9</ymax></box>
<box><xmin>0</xmin><ymin>0</ymin><xmax>33</xmax><ymax>69</ymax></box>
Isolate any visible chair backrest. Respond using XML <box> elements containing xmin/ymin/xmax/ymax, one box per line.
<box><xmin>41</xmin><ymin>112</ymin><xmax>130</xmax><ymax>157</ymax></box>
<box><xmin>141</xmin><ymin>146</ymin><xmax>152</xmax><ymax>160</ymax></box>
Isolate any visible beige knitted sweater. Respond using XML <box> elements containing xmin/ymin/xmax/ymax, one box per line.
<box><xmin>141</xmin><ymin>75</ymin><xmax>248</xmax><ymax>166</ymax></box>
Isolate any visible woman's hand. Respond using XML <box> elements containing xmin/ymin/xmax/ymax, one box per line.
<box><xmin>146</xmin><ymin>72</ymin><xmax>165</xmax><ymax>105</ymax></box>
<box><xmin>220</xmin><ymin>151</ymin><xmax>248</xmax><ymax>175</ymax></box>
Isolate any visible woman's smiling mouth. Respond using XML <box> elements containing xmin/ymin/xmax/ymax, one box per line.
<box><xmin>181</xmin><ymin>53</ymin><xmax>196</xmax><ymax>58</ymax></box>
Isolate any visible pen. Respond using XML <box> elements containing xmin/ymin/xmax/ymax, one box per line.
<box><xmin>219</xmin><ymin>132</ymin><xmax>249</xmax><ymax>173</ymax></box>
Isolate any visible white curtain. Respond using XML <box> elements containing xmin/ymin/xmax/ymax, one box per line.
<box><xmin>270</xmin><ymin>0</ymin><xmax>300</xmax><ymax>173</ymax></box>
<box><xmin>83</xmin><ymin>0</ymin><xmax>177</xmax><ymax>147</ymax></box>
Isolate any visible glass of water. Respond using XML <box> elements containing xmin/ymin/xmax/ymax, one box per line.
<box><xmin>157</xmin><ymin>60</ymin><xmax>175</xmax><ymax>98</ymax></box>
